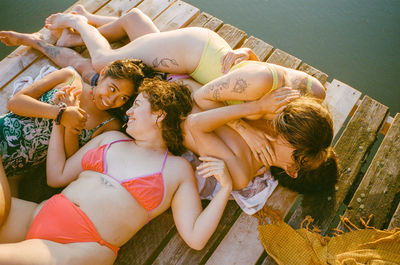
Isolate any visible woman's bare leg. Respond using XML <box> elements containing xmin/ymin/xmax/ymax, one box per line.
<box><xmin>57</xmin><ymin>7</ymin><xmax>159</xmax><ymax>48</ymax></box>
<box><xmin>0</xmin><ymin>31</ymin><xmax>97</xmax><ymax>83</ymax></box>
<box><xmin>45</xmin><ymin>12</ymin><xmax>205</xmax><ymax>73</ymax></box>
<box><xmin>0</xmin><ymin>239</ymin><xmax>116</xmax><ymax>265</ymax></box>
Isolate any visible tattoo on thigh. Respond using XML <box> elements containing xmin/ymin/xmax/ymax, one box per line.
<box><xmin>37</xmin><ymin>41</ymin><xmax>61</xmax><ymax>58</ymax></box>
<box><xmin>152</xmin><ymin>57</ymin><xmax>179</xmax><ymax>68</ymax></box>
<box><xmin>207</xmin><ymin>79</ymin><xmax>230</xmax><ymax>101</ymax></box>
<box><xmin>232</xmin><ymin>78</ymin><xmax>247</xmax><ymax>94</ymax></box>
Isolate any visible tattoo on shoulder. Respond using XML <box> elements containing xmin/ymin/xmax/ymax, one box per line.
<box><xmin>152</xmin><ymin>57</ymin><xmax>179</xmax><ymax>68</ymax></box>
<box><xmin>207</xmin><ymin>79</ymin><xmax>230</xmax><ymax>101</ymax></box>
<box><xmin>231</xmin><ymin>78</ymin><xmax>247</xmax><ymax>94</ymax></box>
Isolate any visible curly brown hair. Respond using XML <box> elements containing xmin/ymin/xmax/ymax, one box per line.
<box><xmin>104</xmin><ymin>59</ymin><xmax>158</xmax><ymax>121</ymax></box>
<box><xmin>139</xmin><ymin>78</ymin><xmax>193</xmax><ymax>155</ymax></box>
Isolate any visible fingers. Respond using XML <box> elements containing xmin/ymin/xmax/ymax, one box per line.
<box><xmin>196</xmin><ymin>157</ymin><xmax>224</xmax><ymax>177</ymax></box>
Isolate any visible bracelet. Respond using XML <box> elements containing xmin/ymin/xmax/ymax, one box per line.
<box><xmin>55</xmin><ymin>102</ymin><xmax>67</xmax><ymax>125</ymax></box>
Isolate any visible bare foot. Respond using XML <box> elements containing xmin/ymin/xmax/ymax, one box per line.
<box><xmin>0</xmin><ymin>31</ymin><xmax>43</xmax><ymax>47</ymax></box>
<box><xmin>45</xmin><ymin>13</ymin><xmax>88</xmax><ymax>31</ymax></box>
<box><xmin>71</xmin><ymin>4</ymin><xmax>90</xmax><ymax>17</ymax></box>
<box><xmin>56</xmin><ymin>29</ymin><xmax>84</xmax><ymax>47</ymax></box>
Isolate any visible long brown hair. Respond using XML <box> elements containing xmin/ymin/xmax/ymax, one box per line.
<box><xmin>271</xmin><ymin>96</ymin><xmax>339</xmax><ymax>194</ymax></box>
<box><xmin>274</xmin><ymin>96</ymin><xmax>334</xmax><ymax>171</ymax></box>
<box><xmin>139</xmin><ymin>78</ymin><xmax>192</xmax><ymax>155</ymax></box>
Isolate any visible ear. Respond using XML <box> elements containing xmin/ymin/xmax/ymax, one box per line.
<box><xmin>154</xmin><ymin>110</ymin><xmax>166</xmax><ymax>124</ymax></box>
<box><xmin>98</xmin><ymin>67</ymin><xmax>107</xmax><ymax>80</ymax></box>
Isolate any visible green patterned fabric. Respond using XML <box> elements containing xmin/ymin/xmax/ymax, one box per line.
<box><xmin>0</xmin><ymin>89</ymin><xmax>99</xmax><ymax>176</ymax></box>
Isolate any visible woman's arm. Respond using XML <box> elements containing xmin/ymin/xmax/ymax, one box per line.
<box><xmin>193</xmin><ymin>63</ymin><xmax>269</xmax><ymax>111</ymax></box>
<box><xmin>171</xmin><ymin>157</ymin><xmax>232</xmax><ymax>250</ymax></box>
<box><xmin>46</xmin><ymin>123</ymin><xmax>117</xmax><ymax>187</ymax></box>
<box><xmin>8</xmin><ymin>68</ymin><xmax>76</xmax><ymax>119</ymax></box>
<box><xmin>0</xmin><ymin>158</ymin><xmax>11</xmax><ymax>228</ymax></box>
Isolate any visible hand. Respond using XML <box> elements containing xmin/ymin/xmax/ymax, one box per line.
<box><xmin>257</xmin><ymin>87</ymin><xmax>300</xmax><ymax>119</ymax></box>
<box><xmin>241</xmin><ymin>126</ymin><xmax>277</xmax><ymax>167</ymax></box>
<box><xmin>60</xmin><ymin>106</ymin><xmax>87</xmax><ymax>133</ymax></box>
<box><xmin>196</xmin><ymin>157</ymin><xmax>233</xmax><ymax>190</ymax></box>
<box><xmin>53</xmin><ymin>85</ymin><xmax>82</xmax><ymax>106</ymax></box>
<box><xmin>221</xmin><ymin>48</ymin><xmax>252</xmax><ymax>74</ymax></box>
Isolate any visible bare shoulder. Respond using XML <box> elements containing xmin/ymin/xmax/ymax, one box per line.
<box><xmin>96</xmin><ymin>130</ymin><xmax>131</xmax><ymax>145</ymax></box>
<box><xmin>163</xmin><ymin>155</ymin><xmax>194</xmax><ymax>181</ymax></box>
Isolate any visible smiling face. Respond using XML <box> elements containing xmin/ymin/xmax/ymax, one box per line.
<box><xmin>125</xmin><ymin>92</ymin><xmax>160</xmax><ymax>138</ymax></box>
<box><xmin>92</xmin><ymin>76</ymin><xmax>135</xmax><ymax>110</ymax></box>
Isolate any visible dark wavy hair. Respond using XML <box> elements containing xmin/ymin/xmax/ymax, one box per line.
<box><xmin>104</xmin><ymin>59</ymin><xmax>158</xmax><ymax>121</ymax></box>
<box><xmin>139</xmin><ymin>78</ymin><xmax>193</xmax><ymax>155</ymax></box>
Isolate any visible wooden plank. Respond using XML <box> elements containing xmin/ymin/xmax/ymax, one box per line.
<box><xmin>96</xmin><ymin>0</ymin><xmax>144</xmax><ymax>16</ymax></box>
<box><xmin>242</xmin><ymin>36</ymin><xmax>273</xmax><ymax>62</ymax></box>
<box><xmin>340</xmin><ymin>113</ymin><xmax>400</xmax><ymax>229</ymax></box>
<box><xmin>298</xmin><ymin>62</ymin><xmax>328</xmax><ymax>85</ymax></box>
<box><xmin>187</xmin><ymin>12</ymin><xmax>223</xmax><ymax>32</ymax></box>
<box><xmin>115</xmin><ymin>210</ymin><xmax>176</xmax><ymax>265</ymax></box>
<box><xmin>318</xmin><ymin>96</ymin><xmax>388</xmax><ymax>232</ymax></box>
<box><xmin>0</xmin><ymin>0</ymin><xmax>144</xmax><ymax>115</ymax></box>
<box><xmin>388</xmin><ymin>201</ymin><xmax>400</xmax><ymax>230</ymax></box>
<box><xmin>212</xmin><ymin>186</ymin><xmax>298</xmax><ymax>265</ymax></box>
<box><xmin>266</xmin><ymin>49</ymin><xmax>301</xmax><ymax>69</ymax></box>
<box><xmin>0</xmin><ymin>0</ymin><xmax>109</xmax><ymax>90</ymax></box>
<box><xmin>216</xmin><ymin>24</ymin><xmax>247</xmax><ymax>49</ymax></box>
<box><xmin>137</xmin><ymin>0</ymin><xmax>176</xmax><ymax>20</ymax></box>
<box><xmin>0</xmin><ymin>58</ymin><xmax>59</xmax><ymax>114</ymax></box>
<box><xmin>205</xmin><ymin>213</ymin><xmax>262</xmax><ymax>265</ymax></box>
<box><xmin>153</xmin><ymin>0</ymin><xmax>200</xmax><ymax>31</ymax></box>
<box><xmin>152</xmin><ymin>202</ymin><xmax>240</xmax><ymax>265</ymax></box>
<box><xmin>324</xmin><ymin>79</ymin><xmax>362</xmax><ymax>137</ymax></box>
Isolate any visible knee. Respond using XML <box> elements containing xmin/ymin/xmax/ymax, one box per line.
<box><xmin>91</xmin><ymin>56</ymin><xmax>109</xmax><ymax>73</ymax></box>
<box><xmin>121</xmin><ymin>8</ymin><xmax>145</xmax><ymax>23</ymax></box>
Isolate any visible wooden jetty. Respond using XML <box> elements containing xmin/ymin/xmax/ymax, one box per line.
<box><xmin>0</xmin><ymin>0</ymin><xmax>399</xmax><ymax>264</ymax></box>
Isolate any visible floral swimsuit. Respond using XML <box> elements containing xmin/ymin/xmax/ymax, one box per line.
<box><xmin>0</xmin><ymin>88</ymin><xmax>114</xmax><ymax>176</ymax></box>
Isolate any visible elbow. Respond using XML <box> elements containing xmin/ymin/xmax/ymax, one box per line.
<box><xmin>187</xmin><ymin>239</ymin><xmax>207</xmax><ymax>251</ymax></box>
<box><xmin>186</xmin><ymin>113</ymin><xmax>201</xmax><ymax>134</ymax></box>
<box><xmin>46</xmin><ymin>174</ymin><xmax>65</xmax><ymax>188</ymax></box>
<box><xmin>7</xmin><ymin>96</ymin><xmax>18</xmax><ymax>112</ymax></box>
<box><xmin>233</xmin><ymin>178</ymin><xmax>249</xmax><ymax>190</ymax></box>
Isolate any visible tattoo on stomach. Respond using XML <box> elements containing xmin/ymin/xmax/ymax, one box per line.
<box><xmin>100</xmin><ymin>176</ymin><xmax>114</xmax><ymax>188</ymax></box>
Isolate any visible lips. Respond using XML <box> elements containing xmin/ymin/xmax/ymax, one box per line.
<box><xmin>101</xmin><ymin>98</ymin><xmax>111</xmax><ymax>108</ymax></box>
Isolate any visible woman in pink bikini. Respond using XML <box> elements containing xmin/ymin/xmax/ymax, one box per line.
<box><xmin>0</xmin><ymin>78</ymin><xmax>236</xmax><ymax>264</ymax></box>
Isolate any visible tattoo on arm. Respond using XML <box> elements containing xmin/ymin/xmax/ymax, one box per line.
<box><xmin>230</xmin><ymin>119</ymin><xmax>246</xmax><ymax>131</ymax></box>
<box><xmin>152</xmin><ymin>57</ymin><xmax>179</xmax><ymax>68</ymax></box>
<box><xmin>231</xmin><ymin>78</ymin><xmax>247</xmax><ymax>94</ymax></box>
<box><xmin>206</xmin><ymin>79</ymin><xmax>230</xmax><ymax>101</ymax></box>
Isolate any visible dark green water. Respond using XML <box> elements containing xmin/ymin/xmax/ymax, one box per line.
<box><xmin>1</xmin><ymin>0</ymin><xmax>399</xmax><ymax>114</ymax></box>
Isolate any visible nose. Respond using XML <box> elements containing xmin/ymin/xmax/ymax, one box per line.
<box><xmin>126</xmin><ymin>106</ymin><xmax>133</xmax><ymax>116</ymax></box>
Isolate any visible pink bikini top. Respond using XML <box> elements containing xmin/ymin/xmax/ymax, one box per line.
<box><xmin>81</xmin><ymin>139</ymin><xmax>167</xmax><ymax>216</ymax></box>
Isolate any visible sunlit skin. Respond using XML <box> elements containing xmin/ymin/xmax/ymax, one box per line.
<box><xmin>92</xmin><ymin>76</ymin><xmax>134</xmax><ymax>110</ymax></box>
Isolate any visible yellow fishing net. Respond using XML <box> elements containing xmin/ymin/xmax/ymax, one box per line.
<box><xmin>256</xmin><ymin>208</ymin><xmax>400</xmax><ymax>265</ymax></box>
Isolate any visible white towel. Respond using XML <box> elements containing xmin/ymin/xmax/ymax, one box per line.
<box><xmin>182</xmin><ymin>150</ymin><xmax>278</xmax><ymax>215</ymax></box>
<box><xmin>11</xmin><ymin>65</ymin><xmax>81</xmax><ymax>97</ymax></box>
